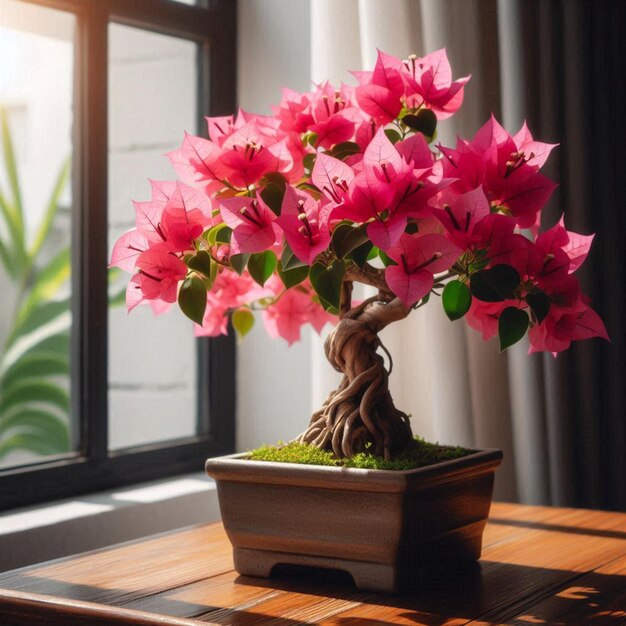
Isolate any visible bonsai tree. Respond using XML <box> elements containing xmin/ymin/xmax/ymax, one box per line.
<box><xmin>111</xmin><ymin>49</ymin><xmax>608</xmax><ymax>461</ymax></box>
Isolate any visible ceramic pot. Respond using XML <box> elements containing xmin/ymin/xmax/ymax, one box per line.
<box><xmin>206</xmin><ymin>448</ymin><xmax>502</xmax><ymax>593</ymax></box>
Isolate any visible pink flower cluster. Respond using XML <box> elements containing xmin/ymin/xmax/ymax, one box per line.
<box><xmin>111</xmin><ymin>48</ymin><xmax>607</xmax><ymax>354</ymax></box>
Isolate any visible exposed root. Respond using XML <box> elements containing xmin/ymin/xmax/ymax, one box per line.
<box><xmin>298</xmin><ymin>297</ymin><xmax>413</xmax><ymax>459</ymax></box>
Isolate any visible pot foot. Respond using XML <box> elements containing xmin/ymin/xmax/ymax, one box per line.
<box><xmin>233</xmin><ymin>547</ymin><xmax>402</xmax><ymax>594</ymax></box>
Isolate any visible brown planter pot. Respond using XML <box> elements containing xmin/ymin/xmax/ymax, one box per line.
<box><xmin>205</xmin><ymin>448</ymin><xmax>502</xmax><ymax>593</ymax></box>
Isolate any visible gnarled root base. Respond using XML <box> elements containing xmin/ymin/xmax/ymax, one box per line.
<box><xmin>298</xmin><ymin>297</ymin><xmax>413</xmax><ymax>460</ymax></box>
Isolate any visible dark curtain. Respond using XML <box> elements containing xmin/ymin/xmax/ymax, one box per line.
<box><xmin>515</xmin><ymin>0</ymin><xmax>625</xmax><ymax>510</ymax></box>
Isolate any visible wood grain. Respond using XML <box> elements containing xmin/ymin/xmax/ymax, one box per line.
<box><xmin>0</xmin><ymin>503</ymin><xmax>625</xmax><ymax>625</ymax></box>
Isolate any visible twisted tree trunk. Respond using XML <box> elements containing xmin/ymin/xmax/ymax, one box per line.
<box><xmin>299</xmin><ymin>296</ymin><xmax>414</xmax><ymax>460</ymax></box>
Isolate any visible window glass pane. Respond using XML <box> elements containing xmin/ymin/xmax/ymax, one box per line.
<box><xmin>0</xmin><ymin>1</ymin><xmax>76</xmax><ymax>468</ymax></box>
<box><xmin>108</xmin><ymin>23</ymin><xmax>199</xmax><ymax>450</ymax></box>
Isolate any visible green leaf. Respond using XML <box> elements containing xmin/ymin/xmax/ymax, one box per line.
<box><xmin>277</xmin><ymin>263</ymin><xmax>309</xmax><ymax>289</ymax></box>
<box><xmin>442</xmin><ymin>281</ymin><xmax>472</xmax><ymax>321</ymax></box>
<box><xmin>303</xmin><ymin>153</ymin><xmax>316</xmax><ymax>172</ymax></box>
<box><xmin>470</xmin><ymin>265</ymin><xmax>520</xmax><ymax>302</ymax></box>
<box><xmin>0</xmin><ymin>434</ymin><xmax>53</xmax><ymax>459</ymax></box>
<box><xmin>178</xmin><ymin>275</ymin><xmax>207</xmax><ymax>325</ymax></box>
<box><xmin>230</xmin><ymin>253</ymin><xmax>249</xmax><ymax>275</ymax></box>
<box><xmin>248</xmin><ymin>250</ymin><xmax>277</xmax><ymax>286</ymax></box>
<box><xmin>260</xmin><ymin>172</ymin><xmax>287</xmax><ymax>215</ymax></box>
<box><xmin>206</xmin><ymin>223</ymin><xmax>231</xmax><ymax>245</ymax></box>
<box><xmin>1</xmin><ymin>352</ymin><xmax>69</xmax><ymax>390</ymax></box>
<box><xmin>187</xmin><ymin>250</ymin><xmax>214</xmax><ymax>277</ymax></box>
<box><xmin>280</xmin><ymin>242</ymin><xmax>306</xmax><ymax>271</ymax></box>
<box><xmin>526</xmin><ymin>291</ymin><xmax>551</xmax><ymax>323</ymax></box>
<box><xmin>0</xmin><ymin>183</ymin><xmax>26</xmax><ymax>272</ymax></box>
<box><xmin>296</xmin><ymin>182</ymin><xmax>322</xmax><ymax>199</ymax></box>
<box><xmin>384</xmin><ymin>128</ymin><xmax>402</xmax><ymax>144</ymax></box>
<box><xmin>5</xmin><ymin>298</ymin><xmax>71</xmax><ymax>350</ymax></box>
<box><xmin>0</xmin><ymin>106</ymin><xmax>24</xmax><ymax>235</ymax></box>
<box><xmin>378</xmin><ymin>249</ymin><xmax>396</xmax><ymax>267</ymax></box>
<box><xmin>498</xmin><ymin>307</ymin><xmax>529</xmax><ymax>351</ymax></box>
<box><xmin>232</xmin><ymin>308</ymin><xmax>255</xmax><ymax>340</ymax></box>
<box><xmin>330</xmin><ymin>141</ymin><xmax>361</xmax><ymax>160</ymax></box>
<box><xmin>402</xmin><ymin>109</ymin><xmax>437</xmax><ymax>139</ymax></box>
<box><xmin>309</xmin><ymin>260</ymin><xmax>345</xmax><ymax>311</ymax></box>
<box><xmin>331</xmin><ymin>223</ymin><xmax>369</xmax><ymax>259</ymax></box>
<box><xmin>29</xmin><ymin>156</ymin><xmax>70</xmax><ymax>261</ymax></box>
<box><xmin>6</xmin><ymin>333</ymin><xmax>70</xmax><ymax>369</ymax></box>
<box><xmin>0</xmin><ymin>379</ymin><xmax>70</xmax><ymax>415</ymax></box>
<box><xmin>350</xmin><ymin>241</ymin><xmax>374</xmax><ymax>268</ymax></box>
<box><xmin>302</xmin><ymin>131</ymin><xmax>318</xmax><ymax>147</ymax></box>
<box><xmin>0</xmin><ymin>409</ymin><xmax>69</xmax><ymax>453</ymax></box>
<box><xmin>17</xmin><ymin>247</ymin><xmax>71</xmax><ymax>325</ymax></box>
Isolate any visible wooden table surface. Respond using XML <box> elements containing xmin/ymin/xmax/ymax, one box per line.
<box><xmin>0</xmin><ymin>502</ymin><xmax>625</xmax><ymax>625</ymax></box>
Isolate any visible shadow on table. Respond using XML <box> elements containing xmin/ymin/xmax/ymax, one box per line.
<box><xmin>234</xmin><ymin>559</ymin><xmax>626</xmax><ymax>625</ymax></box>
<box><xmin>1</xmin><ymin>561</ymin><xmax>624</xmax><ymax>625</ymax></box>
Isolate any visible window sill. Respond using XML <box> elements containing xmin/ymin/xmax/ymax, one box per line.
<box><xmin>0</xmin><ymin>473</ymin><xmax>220</xmax><ymax>572</ymax></box>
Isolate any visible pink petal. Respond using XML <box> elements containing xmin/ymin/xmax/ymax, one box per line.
<box><xmin>110</xmin><ymin>229</ymin><xmax>149</xmax><ymax>272</ymax></box>
<box><xmin>355</xmin><ymin>84</ymin><xmax>402</xmax><ymax>125</ymax></box>
<box><xmin>311</xmin><ymin>152</ymin><xmax>354</xmax><ymax>203</ymax></box>
<box><xmin>571</xmin><ymin>307</ymin><xmax>610</xmax><ymax>342</ymax></box>
<box><xmin>385</xmin><ymin>265</ymin><xmax>433</xmax><ymax>307</ymax></box>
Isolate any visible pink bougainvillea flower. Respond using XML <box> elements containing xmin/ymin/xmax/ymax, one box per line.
<box><xmin>219</xmin><ymin>121</ymin><xmax>294</xmax><ymax>188</ymax></box>
<box><xmin>308</xmin><ymin>82</ymin><xmax>359</xmax><ymax>149</ymax></box>
<box><xmin>465</xmin><ymin>299</ymin><xmax>511</xmax><ymax>341</ymax></box>
<box><xmin>354</xmin><ymin>49</ymin><xmax>405</xmax><ymax>125</ymax></box>
<box><xmin>109</xmin><ymin>229</ymin><xmax>149</xmax><ymax>272</ymax></box>
<box><xmin>130</xmin><ymin>247</ymin><xmax>187</xmax><ymax>309</ymax></box>
<box><xmin>261</xmin><ymin>276</ymin><xmax>334</xmax><ymax>345</ymax></box>
<box><xmin>528</xmin><ymin>302</ymin><xmax>609</xmax><ymax>355</ymax></box>
<box><xmin>276</xmin><ymin>185</ymin><xmax>331</xmax><ymax>265</ymax></box>
<box><xmin>205</xmin><ymin>114</ymin><xmax>236</xmax><ymax>147</ymax></box>
<box><xmin>512</xmin><ymin>121</ymin><xmax>558</xmax><ymax>169</ymax></box>
<box><xmin>401</xmin><ymin>48</ymin><xmax>470</xmax><ymax>119</ymax></box>
<box><xmin>160</xmin><ymin>182</ymin><xmax>212</xmax><ymax>252</ymax></box>
<box><xmin>311</xmin><ymin>152</ymin><xmax>355</xmax><ymax>205</ymax></box>
<box><xmin>219</xmin><ymin>195</ymin><xmax>281</xmax><ymax>255</ymax></box>
<box><xmin>439</xmin><ymin>115</ymin><xmax>557</xmax><ymax>228</ymax></box>
<box><xmin>430</xmin><ymin>186</ymin><xmax>491</xmax><ymax>248</ymax></box>
<box><xmin>384</xmin><ymin>233</ymin><xmax>461</xmax><ymax>307</ymax></box>
<box><xmin>535</xmin><ymin>215</ymin><xmax>595</xmax><ymax>274</ymax></box>
<box><xmin>328</xmin><ymin>129</ymin><xmax>448</xmax><ymax>250</ymax></box>
<box><xmin>274</xmin><ymin>87</ymin><xmax>314</xmax><ymax>134</ymax></box>
<box><xmin>167</xmin><ymin>131</ymin><xmax>228</xmax><ymax>193</ymax></box>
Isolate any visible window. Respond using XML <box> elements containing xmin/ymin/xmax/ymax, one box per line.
<box><xmin>0</xmin><ymin>0</ymin><xmax>236</xmax><ymax>511</ymax></box>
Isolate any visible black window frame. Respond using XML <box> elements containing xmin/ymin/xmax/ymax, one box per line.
<box><xmin>0</xmin><ymin>0</ymin><xmax>237</xmax><ymax>511</ymax></box>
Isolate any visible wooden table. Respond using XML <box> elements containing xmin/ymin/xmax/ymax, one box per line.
<box><xmin>0</xmin><ymin>502</ymin><xmax>625</xmax><ymax>625</ymax></box>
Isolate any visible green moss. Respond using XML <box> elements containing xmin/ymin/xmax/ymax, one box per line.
<box><xmin>247</xmin><ymin>437</ymin><xmax>470</xmax><ymax>471</ymax></box>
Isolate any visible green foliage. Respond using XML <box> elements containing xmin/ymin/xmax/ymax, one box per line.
<box><xmin>331</xmin><ymin>222</ymin><xmax>369</xmax><ymax>260</ymax></box>
<box><xmin>178</xmin><ymin>275</ymin><xmax>207</xmax><ymax>325</ymax></box>
<box><xmin>470</xmin><ymin>265</ymin><xmax>520</xmax><ymax>302</ymax></box>
<box><xmin>0</xmin><ymin>108</ymin><xmax>124</xmax><ymax>463</ymax></box>
<box><xmin>498</xmin><ymin>306</ymin><xmax>529</xmax><ymax>351</ymax></box>
<box><xmin>247</xmin><ymin>437</ymin><xmax>470</xmax><ymax>470</ymax></box>
<box><xmin>402</xmin><ymin>109</ymin><xmax>437</xmax><ymax>140</ymax></box>
<box><xmin>442</xmin><ymin>280</ymin><xmax>472</xmax><ymax>321</ymax></box>
<box><xmin>309</xmin><ymin>259</ymin><xmax>345</xmax><ymax>313</ymax></box>
<box><xmin>328</xmin><ymin>141</ymin><xmax>361</xmax><ymax>161</ymax></box>
<box><xmin>248</xmin><ymin>250</ymin><xmax>277</xmax><ymax>287</ymax></box>
<box><xmin>526</xmin><ymin>290</ymin><xmax>551</xmax><ymax>323</ymax></box>
<box><xmin>232</xmin><ymin>307</ymin><xmax>255</xmax><ymax>340</ymax></box>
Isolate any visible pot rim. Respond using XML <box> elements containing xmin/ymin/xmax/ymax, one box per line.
<box><xmin>205</xmin><ymin>448</ymin><xmax>503</xmax><ymax>493</ymax></box>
